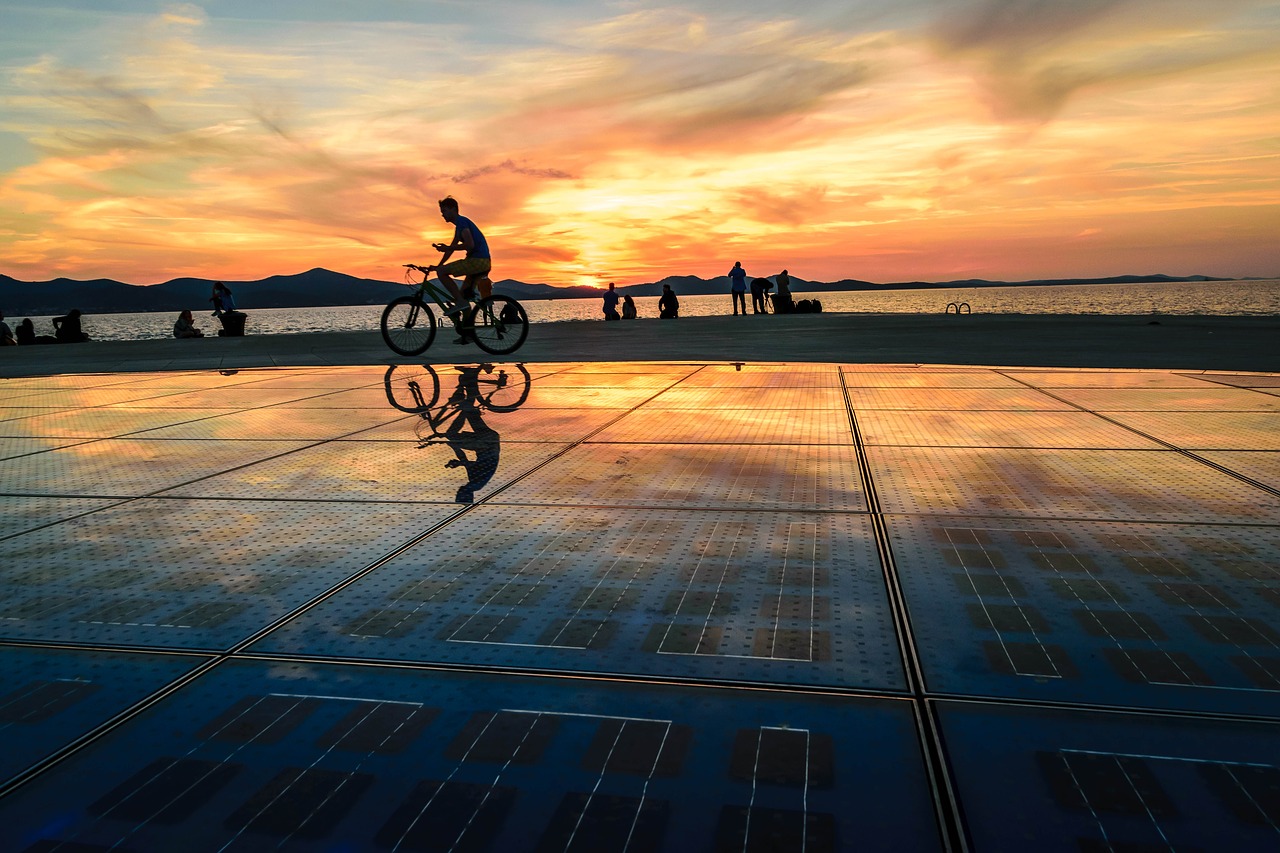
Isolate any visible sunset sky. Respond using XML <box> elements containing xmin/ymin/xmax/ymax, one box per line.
<box><xmin>1</xmin><ymin>1</ymin><xmax>1278</xmax><ymax>287</ymax></box>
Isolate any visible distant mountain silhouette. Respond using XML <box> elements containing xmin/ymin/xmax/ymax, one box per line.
<box><xmin>0</xmin><ymin>267</ymin><xmax>1235</xmax><ymax>315</ymax></box>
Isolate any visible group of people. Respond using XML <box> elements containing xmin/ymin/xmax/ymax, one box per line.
<box><xmin>601</xmin><ymin>282</ymin><xmax>680</xmax><ymax>320</ymax></box>
<box><xmin>729</xmin><ymin>262</ymin><xmax>793</xmax><ymax>314</ymax></box>
<box><xmin>1</xmin><ymin>309</ymin><xmax>90</xmax><ymax>346</ymax></box>
<box><xmin>1</xmin><ymin>281</ymin><xmax>245</xmax><ymax>348</ymax></box>
<box><xmin>597</xmin><ymin>262</ymin><xmax>798</xmax><ymax>323</ymax></box>
<box><xmin>174</xmin><ymin>281</ymin><xmax>245</xmax><ymax>338</ymax></box>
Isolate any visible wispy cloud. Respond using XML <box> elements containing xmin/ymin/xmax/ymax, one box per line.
<box><xmin>0</xmin><ymin>1</ymin><xmax>1276</xmax><ymax>283</ymax></box>
<box><xmin>927</xmin><ymin>0</ymin><xmax>1277</xmax><ymax>119</ymax></box>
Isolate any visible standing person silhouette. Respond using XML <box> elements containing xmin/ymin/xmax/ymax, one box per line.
<box><xmin>728</xmin><ymin>261</ymin><xmax>747</xmax><ymax>315</ymax></box>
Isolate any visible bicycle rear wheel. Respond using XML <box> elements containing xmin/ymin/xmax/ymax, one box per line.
<box><xmin>381</xmin><ymin>295</ymin><xmax>436</xmax><ymax>356</ymax></box>
<box><xmin>468</xmin><ymin>295</ymin><xmax>529</xmax><ymax>355</ymax></box>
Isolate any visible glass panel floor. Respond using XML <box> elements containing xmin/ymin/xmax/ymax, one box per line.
<box><xmin>1</xmin><ymin>361</ymin><xmax>1277</xmax><ymax>851</ymax></box>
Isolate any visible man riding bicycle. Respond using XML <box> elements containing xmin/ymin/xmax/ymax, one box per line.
<box><xmin>424</xmin><ymin>195</ymin><xmax>491</xmax><ymax>318</ymax></box>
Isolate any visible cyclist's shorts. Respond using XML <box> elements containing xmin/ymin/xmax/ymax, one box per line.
<box><xmin>440</xmin><ymin>257</ymin><xmax>492</xmax><ymax>277</ymax></box>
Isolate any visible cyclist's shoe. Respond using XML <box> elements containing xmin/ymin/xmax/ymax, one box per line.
<box><xmin>442</xmin><ymin>303</ymin><xmax>466</xmax><ymax>319</ymax></box>
<box><xmin>452</xmin><ymin>334</ymin><xmax>472</xmax><ymax>345</ymax></box>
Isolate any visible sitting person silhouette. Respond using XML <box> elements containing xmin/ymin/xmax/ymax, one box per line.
<box><xmin>52</xmin><ymin>309</ymin><xmax>89</xmax><ymax>343</ymax></box>
<box><xmin>173</xmin><ymin>310</ymin><xmax>204</xmax><ymax>338</ymax></box>
<box><xmin>659</xmin><ymin>284</ymin><xmax>679</xmax><ymax>319</ymax></box>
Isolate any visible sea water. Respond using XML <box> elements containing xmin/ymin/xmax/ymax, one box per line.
<box><xmin>14</xmin><ymin>279</ymin><xmax>1280</xmax><ymax>343</ymax></box>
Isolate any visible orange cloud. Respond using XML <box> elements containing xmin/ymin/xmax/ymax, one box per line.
<box><xmin>0</xmin><ymin>2</ymin><xmax>1276</xmax><ymax>287</ymax></box>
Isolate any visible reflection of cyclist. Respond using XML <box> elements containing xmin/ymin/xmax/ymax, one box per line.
<box><xmin>443</xmin><ymin>366</ymin><xmax>500</xmax><ymax>503</ymax></box>
<box><xmin>423</xmin><ymin>196</ymin><xmax>491</xmax><ymax>318</ymax></box>
<box><xmin>446</xmin><ymin>407</ymin><xmax>499</xmax><ymax>503</ymax></box>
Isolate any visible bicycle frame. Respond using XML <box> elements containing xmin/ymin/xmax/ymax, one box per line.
<box><xmin>402</xmin><ymin>265</ymin><xmax>479</xmax><ymax>328</ymax></box>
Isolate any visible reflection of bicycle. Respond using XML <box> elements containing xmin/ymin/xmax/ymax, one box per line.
<box><xmin>383</xmin><ymin>363</ymin><xmax>531</xmax><ymax>415</ymax></box>
<box><xmin>384</xmin><ymin>363</ymin><xmax>532</xmax><ymax>503</ymax></box>
<box><xmin>381</xmin><ymin>263</ymin><xmax>530</xmax><ymax>356</ymax></box>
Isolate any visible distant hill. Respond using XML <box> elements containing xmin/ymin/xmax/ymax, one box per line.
<box><xmin>0</xmin><ymin>268</ymin><xmax>1237</xmax><ymax>315</ymax></box>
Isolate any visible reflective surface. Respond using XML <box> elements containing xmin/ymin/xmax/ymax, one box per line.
<box><xmin>1</xmin><ymin>362</ymin><xmax>1278</xmax><ymax>851</ymax></box>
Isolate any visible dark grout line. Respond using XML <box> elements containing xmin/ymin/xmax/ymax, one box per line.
<box><xmin>923</xmin><ymin>692</ymin><xmax>1280</xmax><ymax>727</ymax></box>
<box><xmin>841</xmin><ymin>370</ymin><xmax>969</xmax><ymax>853</ymax></box>
<box><xmin>229</xmin><ymin>650</ymin><xmax>918</xmax><ymax>700</ymax></box>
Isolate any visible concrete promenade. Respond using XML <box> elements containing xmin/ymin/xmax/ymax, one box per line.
<box><xmin>1</xmin><ymin>314</ymin><xmax>1278</xmax><ymax>851</ymax></box>
<box><xmin>3</xmin><ymin>312</ymin><xmax>1280</xmax><ymax>377</ymax></box>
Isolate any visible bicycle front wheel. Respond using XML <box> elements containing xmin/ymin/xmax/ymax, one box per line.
<box><xmin>381</xmin><ymin>296</ymin><xmax>436</xmax><ymax>356</ymax></box>
<box><xmin>383</xmin><ymin>364</ymin><xmax>441</xmax><ymax>413</ymax></box>
<box><xmin>468</xmin><ymin>295</ymin><xmax>529</xmax><ymax>355</ymax></box>
<box><xmin>483</xmin><ymin>364</ymin><xmax>533</xmax><ymax>411</ymax></box>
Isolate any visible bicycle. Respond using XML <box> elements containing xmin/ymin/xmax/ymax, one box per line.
<box><xmin>381</xmin><ymin>263</ymin><xmax>530</xmax><ymax>356</ymax></box>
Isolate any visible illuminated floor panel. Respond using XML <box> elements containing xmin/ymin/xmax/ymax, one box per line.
<box><xmin>841</xmin><ymin>369</ymin><xmax>1026</xmax><ymax>389</ymax></box>
<box><xmin>937</xmin><ymin>700</ymin><xmax>1280</xmax><ymax>853</ymax></box>
<box><xmin>677</xmin><ymin>365</ymin><xmax>845</xmax><ymax>388</ymax></box>
<box><xmin>162</xmin><ymin>439</ymin><xmax>567</xmax><ymax>503</ymax></box>
<box><xmin>0</xmin><ymin>438</ymin><xmax>318</xmax><ymax>498</ymax></box>
<box><xmin>647</xmin><ymin>385</ymin><xmax>849</xmax><ymax>409</ymax></box>
<box><xmin>1046</xmin><ymin>386</ymin><xmax>1280</xmax><ymax>412</ymax></box>
<box><xmin>140</xmin><ymin>406</ymin><xmax>413</xmax><ymax>440</ymax></box>
<box><xmin>498</xmin><ymin>443</ymin><xmax>868</xmax><ymax>511</ymax></box>
<box><xmin>0</xmin><ymin>646</ymin><xmax>207</xmax><ymax>787</ymax></box>
<box><xmin>0</xmin><ymin>498</ymin><xmax>458</xmax><ymax>649</ymax></box>
<box><xmin>1005</xmin><ymin>370</ymin><xmax>1214</xmax><ymax>388</ymax></box>
<box><xmin>865</xmin><ymin>445</ymin><xmax>1279</xmax><ymax>522</ymax></box>
<box><xmin>0</xmin><ymin>436</ymin><xmax>95</xmax><ymax>461</ymax></box>
<box><xmin>0</xmin><ymin>494</ymin><xmax>120</xmax><ymax>538</ymax></box>
<box><xmin>1199</xmin><ymin>450</ymin><xmax>1280</xmax><ymax>490</ymax></box>
<box><xmin>888</xmin><ymin>515</ymin><xmax>1280</xmax><ymax>715</ymax></box>
<box><xmin>845</xmin><ymin>387</ymin><xmax>1072</xmax><ymax>411</ymax></box>
<box><xmin>351</xmin><ymin>406</ymin><xmax>626</xmax><ymax>443</ymax></box>
<box><xmin>0</xmin><ymin>660</ymin><xmax>942</xmax><ymax>853</ymax></box>
<box><xmin>0</xmin><ymin>407</ymin><xmax>272</xmax><ymax>439</ymax></box>
<box><xmin>252</xmin><ymin>506</ymin><xmax>902</xmax><ymax>690</ymax></box>
<box><xmin>857</xmin><ymin>410</ymin><xmax>1161</xmax><ymax>449</ymax></box>
<box><xmin>0</xmin><ymin>406</ymin><xmax>77</xmax><ymax>423</ymax></box>
<box><xmin>591</xmin><ymin>407</ymin><xmax>855</xmax><ymax>444</ymax></box>
<box><xmin>1102</xmin><ymin>410</ymin><xmax>1280</xmax><ymax>450</ymax></box>
<box><xmin>0</xmin><ymin>361</ymin><xmax>1277</xmax><ymax>851</ymax></box>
